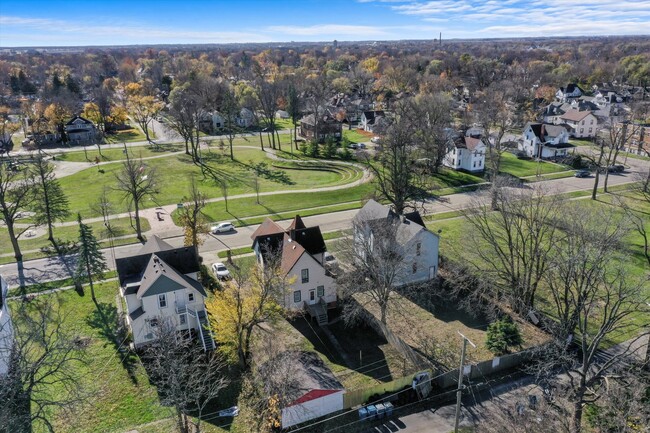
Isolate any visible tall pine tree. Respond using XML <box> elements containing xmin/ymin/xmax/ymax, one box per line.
<box><xmin>75</xmin><ymin>213</ymin><xmax>108</xmax><ymax>303</ymax></box>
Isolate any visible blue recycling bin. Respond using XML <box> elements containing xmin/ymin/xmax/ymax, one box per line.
<box><xmin>367</xmin><ymin>405</ymin><xmax>377</xmax><ymax>420</ymax></box>
<box><xmin>358</xmin><ymin>407</ymin><xmax>368</xmax><ymax>420</ymax></box>
<box><xmin>375</xmin><ymin>403</ymin><xmax>386</xmax><ymax>419</ymax></box>
<box><xmin>384</xmin><ymin>402</ymin><xmax>394</xmax><ymax>417</ymax></box>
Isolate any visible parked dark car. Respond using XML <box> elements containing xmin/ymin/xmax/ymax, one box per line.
<box><xmin>574</xmin><ymin>170</ymin><xmax>591</xmax><ymax>178</ymax></box>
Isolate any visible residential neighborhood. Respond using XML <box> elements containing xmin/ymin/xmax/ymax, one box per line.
<box><xmin>0</xmin><ymin>5</ymin><xmax>649</xmax><ymax>433</ymax></box>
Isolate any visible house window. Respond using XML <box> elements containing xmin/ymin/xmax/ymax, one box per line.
<box><xmin>293</xmin><ymin>290</ymin><xmax>302</xmax><ymax>303</ymax></box>
<box><xmin>412</xmin><ymin>263</ymin><xmax>417</xmax><ymax>274</ymax></box>
<box><xmin>590</xmin><ymin>119</ymin><xmax>594</xmax><ymax>125</ymax></box>
<box><xmin>317</xmin><ymin>285</ymin><xmax>325</xmax><ymax>297</ymax></box>
<box><xmin>301</xmin><ymin>269</ymin><xmax>309</xmax><ymax>283</ymax></box>
<box><xmin>179</xmin><ymin>314</ymin><xmax>187</xmax><ymax>325</ymax></box>
<box><xmin>149</xmin><ymin>318</ymin><xmax>159</xmax><ymax>327</ymax></box>
<box><xmin>580</xmin><ymin>128</ymin><xmax>584</xmax><ymax>133</ymax></box>
<box><xmin>158</xmin><ymin>294</ymin><xmax>167</xmax><ymax>308</ymax></box>
<box><xmin>416</xmin><ymin>243</ymin><xmax>421</xmax><ymax>256</ymax></box>
<box><xmin>589</xmin><ymin>128</ymin><xmax>592</xmax><ymax>133</ymax></box>
<box><xmin>188</xmin><ymin>293</ymin><xmax>195</xmax><ymax>302</ymax></box>
<box><xmin>581</xmin><ymin>120</ymin><xmax>585</xmax><ymax>125</ymax></box>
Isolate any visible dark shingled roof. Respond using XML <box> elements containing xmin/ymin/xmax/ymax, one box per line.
<box><xmin>65</xmin><ymin>115</ymin><xmax>93</xmax><ymax>125</ymax></box>
<box><xmin>137</xmin><ymin>235</ymin><xmax>174</xmax><ymax>255</ymax></box>
<box><xmin>291</xmin><ymin>226</ymin><xmax>326</xmax><ymax>256</ymax></box>
<box><xmin>116</xmin><ymin>246</ymin><xmax>200</xmax><ymax>286</ymax></box>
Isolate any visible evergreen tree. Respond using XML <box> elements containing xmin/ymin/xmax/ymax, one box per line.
<box><xmin>486</xmin><ymin>316</ymin><xmax>522</xmax><ymax>355</ymax></box>
<box><xmin>75</xmin><ymin>213</ymin><xmax>108</xmax><ymax>303</ymax></box>
<box><xmin>31</xmin><ymin>154</ymin><xmax>70</xmax><ymax>243</ymax></box>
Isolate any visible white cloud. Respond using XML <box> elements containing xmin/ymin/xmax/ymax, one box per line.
<box><xmin>267</xmin><ymin>24</ymin><xmax>387</xmax><ymax>37</ymax></box>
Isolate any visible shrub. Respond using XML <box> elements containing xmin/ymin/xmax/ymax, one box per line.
<box><xmin>486</xmin><ymin>315</ymin><xmax>522</xmax><ymax>355</ymax></box>
<box><xmin>321</xmin><ymin>137</ymin><xmax>337</xmax><ymax>158</ymax></box>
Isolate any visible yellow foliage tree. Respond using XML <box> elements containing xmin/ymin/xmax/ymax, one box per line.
<box><xmin>43</xmin><ymin>102</ymin><xmax>71</xmax><ymax>131</ymax></box>
<box><xmin>205</xmin><ymin>258</ymin><xmax>291</xmax><ymax>369</ymax></box>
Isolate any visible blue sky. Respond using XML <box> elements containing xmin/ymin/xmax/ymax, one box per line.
<box><xmin>1</xmin><ymin>0</ymin><xmax>649</xmax><ymax>47</ymax></box>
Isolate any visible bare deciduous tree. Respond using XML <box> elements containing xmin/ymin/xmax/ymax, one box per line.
<box><xmin>143</xmin><ymin>319</ymin><xmax>228</xmax><ymax>433</ymax></box>
<box><xmin>177</xmin><ymin>177</ymin><xmax>208</xmax><ymax>255</ymax></box>
<box><xmin>534</xmin><ymin>206</ymin><xmax>650</xmax><ymax>433</ymax></box>
<box><xmin>114</xmin><ymin>150</ymin><xmax>159</xmax><ymax>240</ymax></box>
<box><xmin>0</xmin><ymin>298</ymin><xmax>88</xmax><ymax>433</ymax></box>
<box><xmin>461</xmin><ymin>182</ymin><xmax>563</xmax><ymax>314</ymax></box>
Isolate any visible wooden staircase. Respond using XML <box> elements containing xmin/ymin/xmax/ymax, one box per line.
<box><xmin>306</xmin><ymin>299</ymin><xmax>328</xmax><ymax>326</ymax></box>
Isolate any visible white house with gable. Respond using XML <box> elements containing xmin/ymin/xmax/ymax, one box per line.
<box><xmin>353</xmin><ymin>200</ymin><xmax>440</xmax><ymax>287</ymax></box>
<box><xmin>443</xmin><ymin>130</ymin><xmax>486</xmax><ymax>172</ymax></box>
<box><xmin>116</xmin><ymin>236</ymin><xmax>214</xmax><ymax>350</ymax></box>
<box><xmin>520</xmin><ymin>123</ymin><xmax>573</xmax><ymax>159</ymax></box>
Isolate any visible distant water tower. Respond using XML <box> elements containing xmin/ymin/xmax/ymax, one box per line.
<box><xmin>333</xmin><ymin>39</ymin><xmax>338</xmax><ymax>49</ymax></box>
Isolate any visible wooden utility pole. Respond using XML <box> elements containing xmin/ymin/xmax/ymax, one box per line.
<box><xmin>454</xmin><ymin>332</ymin><xmax>476</xmax><ymax>433</ymax></box>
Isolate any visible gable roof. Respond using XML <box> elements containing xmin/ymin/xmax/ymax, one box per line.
<box><xmin>259</xmin><ymin>351</ymin><xmax>343</xmax><ymax>407</ymax></box>
<box><xmin>559</xmin><ymin>110</ymin><xmax>593</xmax><ymax>122</ymax></box>
<box><xmin>66</xmin><ymin>115</ymin><xmax>93</xmax><ymax>126</ymax></box>
<box><xmin>137</xmin><ymin>235</ymin><xmax>174</xmax><ymax>255</ymax></box>
<box><xmin>291</xmin><ymin>227</ymin><xmax>326</xmax><ymax>256</ymax></box>
<box><xmin>250</xmin><ymin>218</ymin><xmax>285</xmax><ymax>240</ymax></box>
<box><xmin>526</xmin><ymin>123</ymin><xmax>568</xmax><ymax>142</ymax></box>
<box><xmin>137</xmin><ymin>254</ymin><xmax>207</xmax><ymax>299</ymax></box>
<box><xmin>354</xmin><ymin>199</ymin><xmax>435</xmax><ymax>246</ymax></box>
<box><xmin>116</xmin><ymin>246</ymin><xmax>200</xmax><ymax>286</ymax></box>
<box><xmin>362</xmin><ymin>110</ymin><xmax>385</xmax><ymax>124</ymax></box>
<box><xmin>287</xmin><ymin>215</ymin><xmax>306</xmax><ymax>231</ymax></box>
<box><xmin>281</xmin><ymin>234</ymin><xmax>306</xmax><ymax>274</ymax></box>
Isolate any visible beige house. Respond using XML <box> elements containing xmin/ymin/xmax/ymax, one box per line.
<box><xmin>116</xmin><ymin>236</ymin><xmax>214</xmax><ymax>350</ymax></box>
<box><xmin>558</xmin><ymin>110</ymin><xmax>598</xmax><ymax>138</ymax></box>
<box><xmin>251</xmin><ymin>216</ymin><xmax>336</xmax><ymax>325</ymax></box>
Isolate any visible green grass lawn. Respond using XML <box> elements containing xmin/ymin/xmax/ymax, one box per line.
<box><xmin>57</xmin><ymin>147</ymin><xmax>363</xmax><ymax>220</ymax></box>
<box><xmin>56</xmin><ymin>143</ymin><xmax>185</xmax><ymax>163</ymax></box>
<box><xmin>104</xmin><ymin>127</ymin><xmax>148</xmax><ymax>143</ymax></box>
<box><xmin>498</xmin><ymin>152</ymin><xmax>569</xmax><ymax>178</ymax></box>
<box><xmin>432</xmin><ymin>168</ymin><xmax>484</xmax><ymax>189</ymax></box>
<box><xmin>343</xmin><ymin>128</ymin><xmax>373</xmax><ymax>143</ymax></box>
<box><xmin>184</xmin><ymin>183</ymin><xmax>375</xmax><ymax>226</ymax></box>
<box><xmin>0</xmin><ymin>217</ymin><xmax>149</xmax><ymax>257</ymax></box>
<box><xmin>426</xmin><ymin>192</ymin><xmax>649</xmax><ymax>346</ymax></box>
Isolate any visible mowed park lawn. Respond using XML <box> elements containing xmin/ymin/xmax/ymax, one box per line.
<box><xmin>426</xmin><ymin>190</ymin><xmax>650</xmax><ymax>346</ymax></box>
<box><xmin>0</xmin><ymin>218</ymin><xmax>149</xmax><ymax>264</ymax></box>
<box><xmin>497</xmin><ymin>151</ymin><xmax>571</xmax><ymax>177</ymax></box>
<box><xmin>57</xmin><ymin>146</ymin><xmax>364</xmax><ymax>220</ymax></box>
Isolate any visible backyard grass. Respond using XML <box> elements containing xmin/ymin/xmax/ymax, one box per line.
<box><xmin>0</xmin><ymin>217</ymin><xmax>149</xmax><ymax>257</ymax></box>
<box><xmin>498</xmin><ymin>152</ymin><xmax>569</xmax><ymax>178</ymax></box>
<box><xmin>343</xmin><ymin>128</ymin><xmax>373</xmax><ymax>143</ymax></box>
<box><xmin>426</xmin><ymin>191</ymin><xmax>649</xmax><ymax>346</ymax></box>
<box><xmin>57</xmin><ymin>147</ymin><xmax>365</xmax><ymax>220</ymax></box>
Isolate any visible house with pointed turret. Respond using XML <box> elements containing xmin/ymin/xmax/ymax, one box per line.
<box><xmin>250</xmin><ymin>216</ymin><xmax>337</xmax><ymax>325</ymax></box>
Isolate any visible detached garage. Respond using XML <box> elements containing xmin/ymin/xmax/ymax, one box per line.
<box><xmin>260</xmin><ymin>351</ymin><xmax>344</xmax><ymax>429</ymax></box>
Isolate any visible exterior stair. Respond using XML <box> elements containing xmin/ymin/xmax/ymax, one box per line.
<box><xmin>306</xmin><ymin>299</ymin><xmax>328</xmax><ymax>326</ymax></box>
<box><xmin>196</xmin><ymin>310</ymin><xmax>216</xmax><ymax>351</ymax></box>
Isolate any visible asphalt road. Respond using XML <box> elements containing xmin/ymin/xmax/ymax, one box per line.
<box><xmin>1</xmin><ymin>154</ymin><xmax>647</xmax><ymax>289</ymax></box>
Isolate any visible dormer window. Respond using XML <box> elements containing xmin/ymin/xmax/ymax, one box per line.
<box><xmin>158</xmin><ymin>294</ymin><xmax>167</xmax><ymax>308</ymax></box>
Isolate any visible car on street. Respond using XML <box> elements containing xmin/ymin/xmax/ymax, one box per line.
<box><xmin>371</xmin><ymin>136</ymin><xmax>382</xmax><ymax>144</ymax></box>
<box><xmin>574</xmin><ymin>170</ymin><xmax>591</xmax><ymax>178</ymax></box>
<box><xmin>347</xmin><ymin>143</ymin><xmax>358</xmax><ymax>150</ymax></box>
<box><xmin>211</xmin><ymin>222</ymin><xmax>235</xmax><ymax>234</ymax></box>
<box><xmin>211</xmin><ymin>262</ymin><xmax>231</xmax><ymax>280</ymax></box>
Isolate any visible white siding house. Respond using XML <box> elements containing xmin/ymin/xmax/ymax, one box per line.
<box><xmin>520</xmin><ymin>123</ymin><xmax>573</xmax><ymax>159</ymax></box>
<box><xmin>353</xmin><ymin>200</ymin><xmax>440</xmax><ymax>287</ymax></box>
<box><xmin>251</xmin><ymin>216</ymin><xmax>336</xmax><ymax>325</ymax></box>
<box><xmin>443</xmin><ymin>133</ymin><xmax>486</xmax><ymax>172</ymax></box>
<box><xmin>116</xmin><ymin>236</ymin><xmax>214</xmax><ymax>350</ymax></box>
<box><xmin>0</xmin><ymin>275</ymin><xmax>14</xmax><ymax>376</ymax></box>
